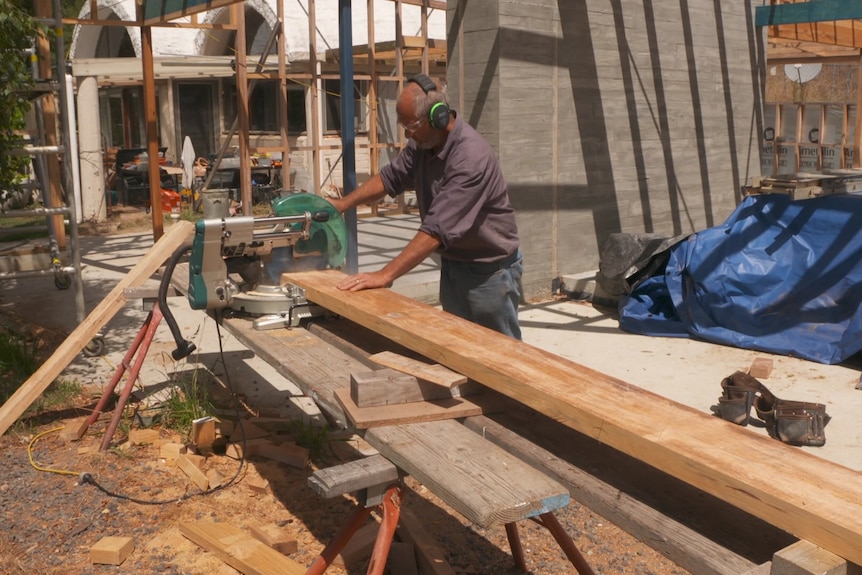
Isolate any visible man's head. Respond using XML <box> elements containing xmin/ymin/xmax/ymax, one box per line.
<box><xmin>397</xmin><ymin>76</ymin><xmax>451</xmax><ymax>150</ymax></box>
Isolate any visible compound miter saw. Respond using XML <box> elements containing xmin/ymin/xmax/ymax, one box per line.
<box><xmin>158</xmin><ymin>192</ymin><xmax>347</xmax><ymax>360</ymax></box>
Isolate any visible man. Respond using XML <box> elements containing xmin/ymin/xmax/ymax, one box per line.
<box><xmin>327</xmin><ymin>74</ymin><xmax>523</xmax><ymax>339</ymax></box>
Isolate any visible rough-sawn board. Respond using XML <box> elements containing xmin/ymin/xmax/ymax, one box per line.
<box><xmin>287</xmin><ymin>269</ymin><xmax>862</xmax><ymax>565</ymax></box>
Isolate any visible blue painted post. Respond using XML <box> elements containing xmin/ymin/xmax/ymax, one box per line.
<box><xmin>340</xmin><ymin>0</ymin><xmax>359</xmax><ymax>274</ymax></box>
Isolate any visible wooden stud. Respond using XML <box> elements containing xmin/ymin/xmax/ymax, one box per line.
<box><xmin>180</xmin><ymin>521</ymin><xmax>304</xmax><ymax>574</ymax></box>
<box><xmin>90</xmin><ymin>536</ymin><xmax>134</xmax><ymax>565</ymax></box>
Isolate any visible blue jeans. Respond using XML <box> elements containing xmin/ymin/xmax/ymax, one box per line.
<box><xmin>439</xmin><ymin>250</ymin><xmax>523</xmax><ymax>340</ymax></box>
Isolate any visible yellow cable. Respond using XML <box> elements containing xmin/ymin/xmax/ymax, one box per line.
<box><xmin>28</xmin><ymin>427</ymin><xmax>81</xmax><ymax>477</ymax></box>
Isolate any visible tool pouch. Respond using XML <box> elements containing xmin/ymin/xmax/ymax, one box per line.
<box><xmin>755</xmin><ymin>397</ymin><xmax>830</xmax><ymax>447</ymax></box>
<box><xmin>716</xmin><ymin>371</ymin><xmax>765</xmax><ymax>426</ymax></box>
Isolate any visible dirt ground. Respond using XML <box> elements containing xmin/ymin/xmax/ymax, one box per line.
<box><xmin>0</xmin><ymin>209</ymin><xmax>693</xmax><ymax>575</ymax></box>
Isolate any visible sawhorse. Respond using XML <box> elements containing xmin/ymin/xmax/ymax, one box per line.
<box><xmin>80</xmin><ymin>303</ymin><xmax>165</xmax><ymax>451</ymax></box>
<box><xmin>306</xmin><ymin>452</ymin><xmax>595</xmax><ymax>575</ymax></box>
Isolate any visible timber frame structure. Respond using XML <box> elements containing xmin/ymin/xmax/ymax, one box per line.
<box><xmin>63</xmin><ymin>0</ymin><xmax>446</xmax><ymax>241</ymax></box>
<box><xmin>760</xmin><ymin>0</ymin><xmax>862</xmax><ymax>173</ymax></box>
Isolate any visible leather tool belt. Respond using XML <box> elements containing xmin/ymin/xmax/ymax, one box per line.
<box><xmin>716</xmin><ymin>371</ymin><xmax>830</xmax><ymax>447</ymax></box>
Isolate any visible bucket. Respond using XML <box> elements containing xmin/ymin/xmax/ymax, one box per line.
<box><xmin>201</xmin><ymin>189</ymin><xmax>230</xmax><ymax>219</ymax></box>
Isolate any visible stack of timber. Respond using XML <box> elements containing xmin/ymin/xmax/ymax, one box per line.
<box><xmin>287</xmin><ymin>269</ymin><xmax>862</xmax><ymax>568</ymax></box>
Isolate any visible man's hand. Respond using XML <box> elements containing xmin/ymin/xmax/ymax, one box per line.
<box><xmin>336</xmin><ymin>271</ymin><xmax>393</xmax><ymax>291</ymax></box>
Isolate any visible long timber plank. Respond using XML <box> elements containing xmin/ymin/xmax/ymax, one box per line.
<box><xmin>0</xmin><ymin>221</ymin><xmax>195</xmax><ymax>436</ymax></box>
<box><xmin>288</xmin><ymin>269</ymin><xmax>862</xmax><ymax>565</ymax></box>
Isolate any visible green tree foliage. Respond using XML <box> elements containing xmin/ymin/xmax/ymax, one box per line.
<box><xmin>0</xmin><ymin>0</ymin><xmax>40</xmax><ymax>189</ymax></box>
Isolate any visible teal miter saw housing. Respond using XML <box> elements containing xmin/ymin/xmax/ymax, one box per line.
<box><xmin>271</xmin><ymin>192</ymin><xmax>347</xmax><ymax>266</ymax></box>
<box><xmin>187</xmin><ymin>192</ymin><xmax>346</xmax><ymax>313</ymax></box>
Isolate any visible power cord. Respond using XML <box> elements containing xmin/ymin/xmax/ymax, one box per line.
<box><xmin>27</xmin><ymin>310</ymin><xmax>251</xmax><ymax>506</ymax></box>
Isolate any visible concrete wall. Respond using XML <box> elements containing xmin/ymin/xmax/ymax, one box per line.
<box><xmin>447</xmin><ymin>0</ymin><xmax>766</xmax><ymax>301</ymax></box>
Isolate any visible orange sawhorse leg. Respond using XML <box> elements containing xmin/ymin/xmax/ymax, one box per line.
<box><xmin>305</xmin><ymin>484</ymin><xmax>403</xmax><ymax>575</ymax></box>
<box><xmin>82</xmin><ymin>304</ymin><xmax>164</xmax><ymax>451</ymax></box>
<box><xmin>506</xmin><ymin>512</ymin><xmax>596</xmax><ymax>575</ymax></box>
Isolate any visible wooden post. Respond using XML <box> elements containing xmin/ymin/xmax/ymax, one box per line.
<box><xmin>139</xmin><ymin>4</ymin><xmax>164</xmax><ymax>240</ymax></box>
<box><xmin>33</xmin><ymin>0</ymin><xmax>67</xmax><ymax>249</ymax></box>
<box><xmin>234</xmin><ymin>3</ymin><xmax>251</xmax><ymax>214</ymax></box>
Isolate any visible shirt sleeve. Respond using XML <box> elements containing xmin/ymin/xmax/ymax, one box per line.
<box><xmin>379</xmin><ymin>142</ymin><xmax>417</xmax><ymax>197</ymax></box>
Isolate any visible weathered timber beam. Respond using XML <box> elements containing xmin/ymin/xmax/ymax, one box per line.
<box><xmin>287</xmin><ymin>269</ymin><xmax>862</xmax><ymax>566</ymax></box>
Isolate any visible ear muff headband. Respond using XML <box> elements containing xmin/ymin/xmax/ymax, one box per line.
<box><xmin>407</xmin><ymin>74</ymin><xmax>451</xmax><ymax>130</ymax></box>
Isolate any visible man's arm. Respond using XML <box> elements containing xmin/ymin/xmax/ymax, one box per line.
<box><xmin>328</xmin><ymin>173</ymin><xmax>389</xmax><ymax>214</ymax></box>
<box><xmin>336</xmin><ymin>230</ymin><xmax>440</xmax><ymax>291</ymax></box>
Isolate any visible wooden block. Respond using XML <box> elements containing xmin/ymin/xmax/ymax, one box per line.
<box><xmin>350</xmin><ymin>368</ymin><xmax>452</xmax><ymax>407</ymax></box>
<box><xmin>183</xmin><ymin>452</ymin><xmax>206</xmax><ymax>468</ymax></box>
<box><xmin>335</xmin><ymin>388</ymin><xmax>505</xmax><ymax>429</ymax></box>
<box><xmin>332</xmin><ymin>521</ymin><xmax>378</xmax><ymax>568</ymax></box>
<box><xmin>741</xmin><ymin>563</ymin><xmax>772</xmax><ymax>575</ymax></box>
<box><xmin>160</xmin><ymin>442</ymin><xmax>184</xmax><ymax>460</ymax></box>
<box><xmin>224</xmin><ymin>437</ymin><xmax>273</xmax><ymax>460</ymax></box>
<box><xmin>229</xmin><ymin>420</ymin><xmax>270</xmax><ymax>443</ymax></box>
<box><xmin>77</xmin><ymin>444</ymin><xmax>98</xmax><ymax>456</ymax></box>
<box><xmin>749</xmin><ymin>357</ymin><xmax>774</xmax><ymax>379</ymax></box>
<box><xmin>387</xmin><ymin>541</ymin><xmax>419</xmax><ymax>575</ymax></box>
<box><xmin>90</xmin><ymin>536</ymin><xmax>134</xmax><ymax>565</ymax></box>
<box><xmin>308</xmin><ymin>454</ymin><xmax>399</xmax><ymax>498</ymax></box>
<box><xmin>59</xmin><ymin>416</ymin><xmax>89</xmax><ymax>442</ymax></box>
<box><xmin>192</xmin><ymin>417</ymin><xmax>216</xmax><ymax>449</ymax></box>
<box><xmin>154</xmin><ymin>433</ymin><xmax>182</xmax><ymax>447</ymax></box>
<box><xmin>129</xmin><ymin>428</ymin><xmax>161</xmax><ymax>445</ymax></box>
<box><xmin>206</xmin><ymin>468</ymin><xmax>225</xmax><ymax>490</ymax></box>
<box><xmin>246</xmin><ymin>475</ymin><xmax>270</xmax><ymax>495</ymax></box>
<box><xmin>397</xmin><ymin>507</ymin><xmax>457</xmax><ymax>575</ymax></box>
<box><xmin>250</xmin><ymin>523</ymin><xmax>298</xmax><ymax>555</ymax></box>
<box><xmin>180</xmin><ymin>521</ymin><xmax>304</xmax><ymax>574</ymax></box>
<box><xmin>215</xmin><ymin>418</ymin><xmax>234</xmax><ymax>439</ymax></box>
<box><xmin>772</xmin><ymin>540</ymin><xmax>862</xmax><ymax>575</ymax></box>
<box><xmin>369</xmin><ymin>351</ymin><xmax>467</xmax><ymax>388</ymax></box>
<box><xmin>256</xmin><ymin>442</ymin><xmax>309</xmax><ymax>470</ymax></box>
<box><xmin>177</xmin><ymin>453</ymin><xmax>209</xmax><ymax>491</ymax></box>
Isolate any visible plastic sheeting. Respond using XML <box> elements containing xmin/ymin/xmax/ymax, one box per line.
<box><xmin>619</xmin><ymin>193</ymin><xmax>862</xmax><ymax>364</ymax></box>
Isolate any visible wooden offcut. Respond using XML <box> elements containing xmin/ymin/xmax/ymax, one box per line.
<box><xmin>90</xmin><ymin>536</ymin><xmax>134</xmax><ymax>565</ymax></box>
<box><xmin>334</xmin><ymin>388</ymin><xmax>500</xmax><ymax>429</ymax></box>
<box><xmin>288</xmin><ymin>269</ymin><xmax>862</xmax><ymax>565</ymax></box>
<box><xmin>771</xmin><ymin>540</ymin><xmax>860</xmax><ymax>575</ymax></box>
<box><xmin>350</xmin><ymin>368</ymin><xmax>452</xmax><ymax>407</ymax></box>
<box><xmin>749</xmin><ymin>357</ymin><xmax>774</xmax><ymax>379</ymax></box>
<box><xmin>249</xmin><ymin>523</ymin><xmax>298</xmax><ymax>555</ymax></box>
<box><xmin>180</xmin><ymin>521</ymin><xmax>305</xmax><ymax>575</ymax></box>
<box><xmin>0</xmin><ymin>221</ymin><xmax>194</xmax><ymax>436</ymax></box>
<box><xmin>177</xmin><ymin>453</ymin><xmax>209</xmax><ymax>491</ymax></box>
<box><xmin>368</xmin><ymin>351</ymin><xmax>467</xmax><ymax>388</ymax></box>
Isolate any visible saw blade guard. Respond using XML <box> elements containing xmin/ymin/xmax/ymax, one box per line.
<box><xmin>271</xmin><ymin>192</ymin><xmax>347</xmax><ymax>269</ymax></box>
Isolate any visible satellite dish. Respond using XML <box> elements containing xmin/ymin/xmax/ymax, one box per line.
<box><xmin>784</xmin><ymin>63</ymin><xmax>822</xmax><ymax>83</ymax></box>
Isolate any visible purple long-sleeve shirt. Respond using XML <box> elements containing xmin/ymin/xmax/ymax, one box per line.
<box><xmin>379</xmin><ymin>115</ymin><xmax>519</xmax><ymax>263</ymax></box>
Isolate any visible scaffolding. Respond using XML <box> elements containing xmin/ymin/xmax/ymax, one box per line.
<box><xmin>0</xmin><ymin>0</ymin><xmax>87</xmax><ymax>337</ymax></box>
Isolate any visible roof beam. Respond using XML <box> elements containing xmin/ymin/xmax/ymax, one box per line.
<box><xmin>756</xmin><ymin>1</ymin><xmax>862</xmax><ymax>27</ymax></box>
<box><xmin>770</xmin><ymin>20</ymin><xmax>862</xmax><ymax>49</ymax></box>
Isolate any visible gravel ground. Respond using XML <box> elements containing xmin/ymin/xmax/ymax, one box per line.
<box><xmin>0</xmin><ymin>399</ymin><xmax>691</xmax><ymax>575</ymax></box>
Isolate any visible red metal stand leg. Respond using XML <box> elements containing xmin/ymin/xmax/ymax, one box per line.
<box><xmin>86</xmin><ymin>307</ymin><xmax>156</xmax><ymax>429</ymax></box>
<box><xmin>505</xmin><ymin>522</ymin><xmax>528</xmax><ymax>573</ymax></box>
<box><xmin>532</xmin><ymin>513</ymin><xmax>596</xmax><ymax>575</ymax></box>
<box><xmin>305</xmin><ymin>504</ymin><xmax>374</xmax><ymax>575</ymax></box>
<box><xmin>365</xmin><ymin>485</ymin><xmax>403</xmax><ymax>575</ymax></box>
<box><xmin>98</xmin><ymin>305</ymin><xmax>164</xmax><ymax>451</ymax></box>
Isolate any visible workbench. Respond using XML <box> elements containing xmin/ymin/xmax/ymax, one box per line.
<box><xmin>215</xmin><ymin>310</ymin><xmax>787</xmax><ymax>575</ymax></box>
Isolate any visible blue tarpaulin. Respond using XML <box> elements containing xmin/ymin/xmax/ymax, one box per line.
<box><xmin>619</xmin><ymin>193</ymin><xmax>862</xmax><ymax>364</ymax></box>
